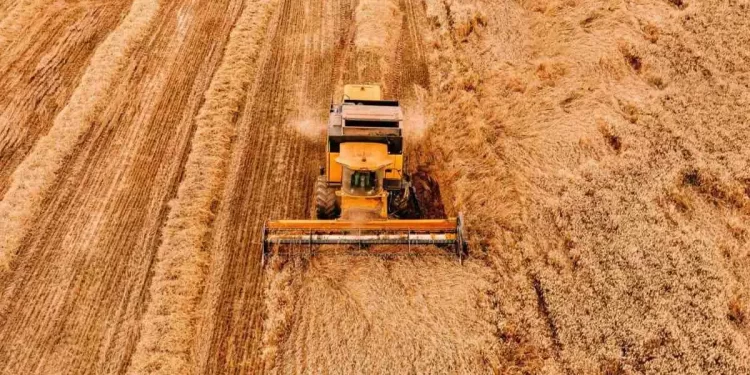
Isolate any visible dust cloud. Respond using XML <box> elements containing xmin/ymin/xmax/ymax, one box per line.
<box><xmin>290</xmin><ymin>116</ymin><xmax>326</xmax><ymax>140</ymax></box>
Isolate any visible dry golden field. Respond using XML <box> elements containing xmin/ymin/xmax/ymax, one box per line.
<box><xmin>0</xmin><ymin>0</ymin><xmax>748</xmax><ymax>374</ymax></box>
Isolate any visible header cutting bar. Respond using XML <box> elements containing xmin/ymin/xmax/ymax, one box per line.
<box><xmin>265</xmin><ymin>218</ymin><xmax>458</xmax><ymax>231</ymax></box>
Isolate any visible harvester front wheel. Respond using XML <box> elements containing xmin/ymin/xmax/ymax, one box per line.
<box><xmin>388</xmin><ymin>179</ymin><xmax>423</xmax><ymax>219</ymax></box>
<box><xmin>315</xmin><ymin>175</ymin><xmax>340</xmax><ymax>219</ymax></box>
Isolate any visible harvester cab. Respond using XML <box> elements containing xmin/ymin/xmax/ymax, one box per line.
<box><xmin>261</xmin><ymin>84</ymin><xmax>466</xmax><ymax>264</ymax></box>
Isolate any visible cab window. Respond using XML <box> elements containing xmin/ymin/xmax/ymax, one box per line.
<box><xmin>342</xmin><ymin>168</ymin><xmax>383</xmax><ymax>196</ymax></box>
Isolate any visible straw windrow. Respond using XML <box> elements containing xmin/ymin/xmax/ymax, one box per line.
<box><xmin>127</xmin><ymin>1</ymin><xmax>275</xmax><ymax>373</ymax></box>
<box><xmin>0</xmin><ymin>0</ymin><xmax>160</xmax><ymax>272</ymax></box>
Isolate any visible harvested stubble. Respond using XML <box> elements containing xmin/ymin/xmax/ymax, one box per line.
<box><xmin>0</xmin><ymin>1</ymin><xmax>48</xmax><ymax>53</ymax></box>
<box><xmin>349</xmin><ymin>0</ymin><xmax>402</xmax><ymax>87</ymax></box>
<box><xmin>0</xmin><ymin>0</ymin><xmax>132</xmax><ymax>197</ymax></box>
<box><xmin>127</xmin><ymin>1</ymin><xmax>275</xmax><ymax>373</ymax></box>
<box><xmin>353</xmin><ymin>0</ymin><xmax>401</xmax><ymax>53</ymax></box>
<box><xmin>0</xmin><ymin>0</ymin><xmax>159</xmax><ymax>272</ymax></box>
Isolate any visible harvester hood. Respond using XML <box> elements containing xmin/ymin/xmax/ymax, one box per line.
<box><xmin>335</xmin><ymin>142</ymin><xmax>392</xmax><ymax>170</ymax></box>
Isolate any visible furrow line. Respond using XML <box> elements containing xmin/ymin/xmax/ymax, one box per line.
<box><xmin>0</xmin><ymin>3</ymin><xmax>129</xmax><ymax>196</ymax></box>
<box><xmin>0</xmin><ymin>0</ymin><xmax>159</xmax><ymax>272</ymax></box>
<box><xmin>0</xmin><ymin>0</ymin><xmax>48</xmax><ymax>55</ymax></box>
<box><xmin>126</xmin><ymin>0</ymin><xmax>276</xmax><ymax>373</ymax></box>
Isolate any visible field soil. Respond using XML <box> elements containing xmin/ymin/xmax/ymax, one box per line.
<box><xmin>0</xmin><ymin>0</ymin><xmax>748</xmax><ymax>374</ymax></box>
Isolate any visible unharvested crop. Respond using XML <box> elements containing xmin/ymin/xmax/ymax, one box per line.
<box><xmin>0</xmin><ymin>1</ymin><xmax>48</xmax><ymax>53</ymax></box>
<box><xmin>415</xmin><ymin>0</ymin><xmax>750</xmax><ymax>372</ymax></box>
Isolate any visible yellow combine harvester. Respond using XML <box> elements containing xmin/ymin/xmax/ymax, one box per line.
<box><xmin>261</xmin><ymin>84</ymin><xmax>466</xmax><ymax>263</ymax></box>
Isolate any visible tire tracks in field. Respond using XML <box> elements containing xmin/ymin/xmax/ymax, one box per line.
<box><xmin>0</xmin><ymin>1</ymin><xmax>19</xmax><ymax>22</ymax></box>
<box><xmin>388</xmin><ymin>0</ymin><xmax>430</xmax><ymax>99</ymax></box>
<box><xmin>0</xmin><ymin>0</ymin><xmax>49</xmax><ymax>55</ymax></box>
<box><xmin>127</xmin><ymin>1</ymin><xmax>276</xmax><ymax>373</ymax></box>
<box><xmin>0</xmin><ymin>1</ymin><xmax>131</xmax><ymax>196</ymax></box>
<box><xmin>259</xmin><ymin>0</ymin><xmax>500</xmax><ymax>373</ymax></box>
<box><xmin>0</xmin><ymin>0</ymin><xmax>159</xmax><ymax>273</ymax></box>
<box><xmin>193</xmin><ymin>0</ymin><xmax>348</xmax><ymax>372</ymax></box>
<box><xmin>0</xmin><ymin>0</ymin><xmax>244</xmax><ymax>373</ymax></box>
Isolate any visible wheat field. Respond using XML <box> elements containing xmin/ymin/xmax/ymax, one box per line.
<box><xmin>0</xmin><ymin>0</ymin><xmax>748</xmax><ymax>373</ymax></box>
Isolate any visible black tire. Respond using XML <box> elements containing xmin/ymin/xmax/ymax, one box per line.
<box><xmin>315</xmin><ymin>176</ymin><xmax>339</xmax><ymax>219</ymax></box>
<box><xmin>388</xmin><ymin>183</ymin><xmax>423</xmax><ymax>219</ymax></box>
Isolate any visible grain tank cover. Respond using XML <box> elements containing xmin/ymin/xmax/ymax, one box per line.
<box><xmin>343</xmin><ymin>84</ymin><xmax>382</xmax><ymax>101</ymax></box>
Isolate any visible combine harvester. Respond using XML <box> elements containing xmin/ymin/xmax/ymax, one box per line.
<box><xmin>262</xmin><ymin>84</ymin><xmax>466</xmax><ymax>264</ymax></box>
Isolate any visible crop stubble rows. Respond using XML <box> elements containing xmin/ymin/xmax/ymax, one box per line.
<box><xmin>0</xmin><ymin>1</ymin><xmax>132</xmax><ymax>196</ymax></box>
<box><xmin>0</xmin><ymin>0</ymin><xmax>246</xmax><ymax>372</ymax></box>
